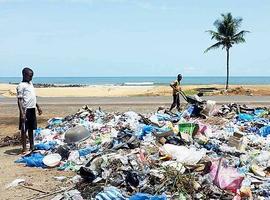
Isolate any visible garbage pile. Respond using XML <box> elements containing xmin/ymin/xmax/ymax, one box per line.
<box><xmin>15</xmin><ymin>104</ymin><xmax>270</xmax><ymax>199</ymax></box>
<box><xmin>0</xmin><ymin>133</ymin><xmax>21</xmax><ymax>147</ymax></box>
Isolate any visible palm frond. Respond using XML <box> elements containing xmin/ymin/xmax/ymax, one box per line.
<box><xmin>233</xmin><ymin>17</ymin><xmax>243</xmax><ymax>30</ymax></box>
<box><xmin>233</xmin><ymin>37</ymin><xmax>246</xmax><ymax>44</ymax></box>
<box><xmin>206</xmin><ymin>30</ymin><xmax>224</xmax><ymax>41</ymax></box>
<box><xmin>204</xmin><ymin>42</ymin><xmax>223</xmax><ymax>53</ymax></box>
<box><xmin>233</xmin><ymin>30</ymin><xmax>250</xmax><ymax>39</ymax></box>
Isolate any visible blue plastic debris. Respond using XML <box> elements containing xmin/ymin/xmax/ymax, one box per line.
<box><xmin>95</xmin><ymin>187</ymin><xmax>126</xmax><ymax>200</ymax></box>
<box><xmin>129</xmin><ymin>193</ymin><xmax>167</xmax><ymax>200</ymax></box>
<box><xmin>259</xmin><ymin>126</ymin><xmax>270</xmax><ymax>137</ymax></box>
<box><xmin>15</xmin><ymin>153</ymin><xmax>46</xmax><ymax>168</ymax></box>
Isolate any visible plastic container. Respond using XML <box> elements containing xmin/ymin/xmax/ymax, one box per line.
<box><xmin>178</xmin><ymin>123</ymin><xmax>199</xmax><ymax>136</ymax></box>
<box><xmin>43</xmin><ymin>153</ymin><xmax>62</xmax><ymax>167</ymax></box>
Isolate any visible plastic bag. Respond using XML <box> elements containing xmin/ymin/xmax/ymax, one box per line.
<box><xmin>201</xmin><ymin>100</ymin><xmax>216</xmax><ymax>116</ymax></box>
<box><xmin>259</xmin><ymin>126</ymin><xmax>270</xmax><ymax>137</ymax></box>
<box><xmin>238</xmin><ymin>113</ymin><xmax>254</xmax><ymax>122</ymax></box>
<box><xmin>129</xmin><ymin>193</ymin><xmax>166</xmax><ymax>200</ymax></box>
<box><xmin>139</xmin><ymin>125</ymin><xmax>155</xmax><ymax>139</ymax></box>
<box><xmin>78</xmin><ymin>145</ymin><xmax>99</xmax><ymax>157</ymax></box>
<box><xmin>15</xmin><ymin>153</ymin><xmax>46</xmax><ymax>168</ymax></box>
<box><xmin>209</xmin><ymin>158</ymin><xmax>244</xmax><ymax>193</ymax></box>
<box><xmin>95</xmin><ymin>187</ymin><xmax>126</xmax><ymax>200</ymax></box>
<box><xmin>181</xmin><ymin>105</ymin><xmax>194</xmax><ymax>118</ymax></box>
<box><xmin>162</xmin><ymin>144</ymin><xmax>206</xmax><ymax>165</ymax></box>
<box><xmin>34</xmin><ymin>141</ymin><xmax>57</xmax><ymax>150</ymax></box>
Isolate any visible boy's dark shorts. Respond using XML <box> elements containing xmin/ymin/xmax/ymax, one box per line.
<box><xmin>19</xmin><ymin>108</ymin><xmax>37</xmax><ymax>131</ymax></box>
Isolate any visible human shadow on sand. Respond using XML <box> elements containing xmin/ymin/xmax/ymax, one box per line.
<box><xmin>4</xmin><ymin>148</ymin><xmax>22</xmax><ymax>156</ymax></box>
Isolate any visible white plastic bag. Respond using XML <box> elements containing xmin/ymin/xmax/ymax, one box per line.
<box><xmin>162</xmin><ymin>144</ymin><xmax>206</xmax><ymax>165</ymax></box>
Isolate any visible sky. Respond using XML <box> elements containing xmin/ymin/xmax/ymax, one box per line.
<box><xmin>0</xmin><ymin>0</ymin><xmax>269</xmax><ymax>77</ymax></box>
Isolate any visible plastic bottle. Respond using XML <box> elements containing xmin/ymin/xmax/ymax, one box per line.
<box><xmin>181</xmin><ymin>105</ymin><xmax>194</xmax><ymax>118</ymax></box>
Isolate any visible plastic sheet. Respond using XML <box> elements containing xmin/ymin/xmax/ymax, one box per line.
<box><xmin>129</xmin><ymin>193</ymin><xmax>167</xmax><ymax>200</ymax></box>
<box><xmin>15</xmin><ymin>153</ymin><xmax>46</xmax><ymax>168</ymax></box>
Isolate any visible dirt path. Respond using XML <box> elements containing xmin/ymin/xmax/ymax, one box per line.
<box><xmin>0</xmin><ymin>146</ymin><xmax>75</xmax><ymax>200</ymax></box>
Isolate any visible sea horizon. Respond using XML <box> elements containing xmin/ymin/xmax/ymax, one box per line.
<box><xmin>0</xmin><ymin>76</ymin><xmax>269</xmax><ymax>86</ymax></box>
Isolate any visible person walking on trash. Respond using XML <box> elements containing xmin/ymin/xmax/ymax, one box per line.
<box><xmin>169</xmin><ymin>74</ymin><xmax>182</xmax><ymax>112</ymax></box>
<box><xmin>17</xmin><ymin>67</ymin><xmax>42</xmax><ymax>154</ymax></box>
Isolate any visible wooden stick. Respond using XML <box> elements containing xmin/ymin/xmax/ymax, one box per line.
<box><xmin>20</xmin><ymin>185</ymin><xmax>48</xmax><ymax>194</ymax></box>
<box><xmin>26</xmin><ymin>186</ymin><xmax>75</xmax><ymax>200</ymax></box>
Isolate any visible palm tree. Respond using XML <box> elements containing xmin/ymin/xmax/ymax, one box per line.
<box><xmin>205</xmin><ymin>13</ymin><xmax>249</xmax><ymax>90</ymax></box>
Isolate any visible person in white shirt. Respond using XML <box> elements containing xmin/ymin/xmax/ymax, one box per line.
<box><xmin>17</xmin><ymin>67</ymin><xmax>42</xmax><ymax>154</ymax></box>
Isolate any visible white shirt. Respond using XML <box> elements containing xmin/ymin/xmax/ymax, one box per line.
<box><xmin>17</xmin><ymin>81</ymin><xmax>37</xmax><ymax>110</ymax></box>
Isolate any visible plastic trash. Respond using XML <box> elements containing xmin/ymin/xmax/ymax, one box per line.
<box><xmin>34</xmin><ymin>128</ymin><xmax>43</xmax><ymax>137</ymax></box>
<box><xmin>34</xmin><ymin>143</ymin><xmax>51</xmax><ymax>150</ymax></box>
<box><xmin>178</xmin><ymin>123</ymin><xmax>199</xmax><ymax>136</ymax></box>
<box><xmin>48</xmin><ymin>117</ymin><xmax>63</xmax><ymax>126</ymax></box>
<box><xmin>39</xmin><ymin>129</ymin><xmax>51</xmax><ymax>138</ymax></box>
<box><xmin>79</xmin><ymin>166</ymin><xmax>97</xmax><ymax>182</ymax></box>
<box><xmin>63</xmin><ymin>189</ymin><xmax>84</xmax><ymax>200</ymax></box>
<box><xmin>34</xmin><ymin>141</ymin><xmax>57</xmax><ymax>150</ymax></box>
<box><xmin>125</xmin><ymin>170</ymin><xmax>139</xmax><ymax>187</ymax></box>
<box><xmin>255</xmin><ymin>151</ymin><xmax>270</xmax><ymax>167</ymax></box>
<box><xmin>201</xmin><ymin>100</ymin><xmax>216</xmax><ymax>116</ymax></box>
<box><xmin>68</xmin><ymin>150</ymin><xmax>80</xmax><ymax>162</ymax></box>
<box><xmin>140</xmin><ymin>125</ymin><xmax>155</xmax><ymax>139</ymax></box>
<box><xmin>54</xmin><ymin>176</ymin><xmax>67</xmax><ymax>181</ymax></box>
<box><xmin>238</xmin><ymin>113</ymin><xmax>254</xmax><ymax>122</ymax></box>
<box><xmin>56</xmin><ymin>145</ymin><xmax>70</xmax><ymax>160</ymax></box>
<box><xmin>5</xmin><ymin>179</ymin><xmax>25</xmax><ymax>188</ymax></box>
<box><xmin>129</xmin><ymin>193</ymin><xmax>167</xmax><ymax>200</ymax></box>
<box><xmin>250</xmin><ymin>164</ymin><xmax>266</xmax><ymax>177</ymax></box>
<box><xmin>78</xmin><ymin>145</ymin><xmax>99</xmax><ymax>157</ymax></box>
<box><xmin>162</xmin><ymin>144</ymin><xmax>206</xmax><ymax>165</ymax></box>
<box><xmin>181</xmin><ymin>105</ymin><xmax>194</xmax><ymax>118</ymax></box>
<box><xmin>161</xmin><ymin>161</ymin><xmax>185</xmax><ymax>173</ymax></box>
<box><xmin>209</xmin><ymin>158</ymin><xmax>244</xmax><ymax>193</ymax></box>
<box><xmin>95</xmin><ymin>187</ymin><xmax>126</xmax><ymax>200</ymax></box>
<box><xmin>15</xmin><ymin>153</ymin><xmax>46</xmax><ymax>168</ymax></box>
<box><xmin>43</xmin><ymin>153</ymin><xmax>62</xmax><ymax>167</ymax></box>
<box><xmin>254</xmin><ymin>109</ymin><xmax>268</xmax><ymax>117</ymax></box>
<box><xmin>259</xmin><ymin>126</ymin><xmax>270</xmax><ymax>137</ymax></box>
<box><xmin>58</xmin><ymin>161</ymin><xmax>79</xmax><ymax>171</ymax></box>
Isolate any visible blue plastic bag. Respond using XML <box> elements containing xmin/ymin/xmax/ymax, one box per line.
<box><xmin>238</xmin><ymin>113</ymin><xmax>254</xmax><ymax>122</ymax></box>
<box><xmin>129</xmin><ymin>193</ymin><xmax>167</xmax><ymax>200</ymax></box>
<box><xmin>78</xmin><ymin>145</ymin><xmax>99</xmax><ymax>157</ymax></box>
<box><xmin>34</xmin><ymin>128</ymin><xmax>43</xmax><ymax>137</ymax></box>
<box><xmin>34</xmin><ymin>141</ymin><xmax>57</xmax><ymax>150</ymax></box>
<box><xmin>259</xmin><ymin>126</ymin><xmax>270</xmax><ymax>137</ymax></box>
<box><xmin>156</xmin><ymin>114</ymin><xmax>171</xmax><ymax>121</ymax></box>
<box><xmin>95</xmin><ymin>187</ymin><xmax>126</xmax><ymax>200</ymax></box>
<box><xmin>15</xmin><ymin>153</ymin><xmax>46</xmax><ymax>168</ymax></box>
<box><xmin>138</xmin><ymin>125</ymin><xmax>155</xmax><ymax>139</ymax></box>
<box><xmin>254</xmin><ymin>109</ymin><xmax>267</xmax><ymax>117</ymax></box>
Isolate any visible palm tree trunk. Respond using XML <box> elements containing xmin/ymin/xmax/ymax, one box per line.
<box><xmin>226</xmin><ymin>48</ymin><xmax>230</xmax><ymax>90</ymax></box>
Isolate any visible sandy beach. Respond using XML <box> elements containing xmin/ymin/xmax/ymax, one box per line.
<box><xmin>1</xmin><ymin>83</ymin><xmax>270</xmax><ymax>97</ymax></box>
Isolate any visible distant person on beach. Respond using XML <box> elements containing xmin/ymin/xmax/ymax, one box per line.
<box><xmin>169</xmin><ymin>74</ymin><xmax>182</xmax><ymax>112</ymax></box>
<box><xmin>17</xmin><ymin>67</ymin><xmax>42</xmax><ymax>154</ymax></box>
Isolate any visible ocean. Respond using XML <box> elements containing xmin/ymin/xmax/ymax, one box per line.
<box><xmin>0</xmin><ymin>76</ymin><xmax>269</xmax><ymax>86</ymax></box>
